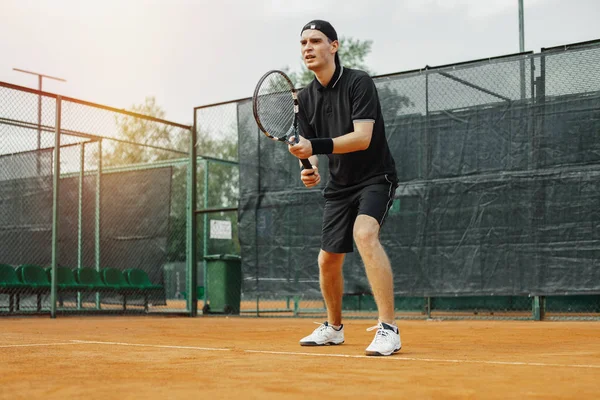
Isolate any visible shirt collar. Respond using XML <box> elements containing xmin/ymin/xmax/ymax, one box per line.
<box><xmin>315</xmin><ymin>65</ymin><xmax>344</xmax><ymax>91</ymax></box>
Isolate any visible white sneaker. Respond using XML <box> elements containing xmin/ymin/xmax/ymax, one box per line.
<box><xmin>365</xmin><ymin>322</ymin><xmax>401</xmax><ymax>356</ymax></box>
<box><xmin>299</xmin><ymin>322</ymin><xmax>345</xmax><ymax>346</ymax></box>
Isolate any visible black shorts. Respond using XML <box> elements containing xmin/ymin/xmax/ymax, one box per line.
<box><xmin>321</xmin><ymin>177</ymin><xmax>397</xmax><ymax>254</ymax></box>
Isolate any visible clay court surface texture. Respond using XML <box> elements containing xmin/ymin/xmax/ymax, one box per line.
<box><xmin>1</xmin><ymin>317</ymin><xmax>599</xmax><ymax>399</ymax></box>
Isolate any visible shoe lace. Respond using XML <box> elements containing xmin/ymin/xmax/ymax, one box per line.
<box><xmin>313</xmin><ymin>322</ymin><xmax>330</xmax><ymax>333</ymax></box>
<box><xmin>366</xmin><ymin>323</ymin><xmax>390</xmax><ymax>343</ymax></box>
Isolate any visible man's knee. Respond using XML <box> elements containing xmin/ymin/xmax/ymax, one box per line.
<box><xmin>318</xmin><ymin>250</ymin><xmax>344</xmax><ymax>270</ymax></box>
<box><xmin>353</xmin><ymin>216</ymin><xmax>380</xmax><ymax>248</ymax></box>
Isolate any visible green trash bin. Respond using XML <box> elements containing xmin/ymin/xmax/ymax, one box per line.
<box><xmin>203</xmin><ymin>255</ymin><xmax>242</xmax><ymax>314</ymax></box>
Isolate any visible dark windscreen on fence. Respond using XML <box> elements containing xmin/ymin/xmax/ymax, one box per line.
<box><xmin>238</xmin><ymin>41</ymin><xmax>600</xmax><ymax>297</ymax></box>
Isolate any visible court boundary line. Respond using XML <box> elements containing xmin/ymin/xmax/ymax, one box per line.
<box><xmin>244</xmin><ymin>349</ymin><xmax>600</xmax><ymax>369</ymax></box>
<box><xmin>71</xmin><ymin>340</ymin><xmax>600</xmax><ymax>369</ymax></box>
<box><xmin>70</xmin><ymin>340</ymin><xmax>230</xmax><ymax>352</ymax></box>
<box><xmin>0</xmin><ymin>343</ymin><xmax>83</xmax><ymax>348</ymax></box>
<box><xmin>4</xmin><ymin>340</ymin><xmax>599</xmax><ymax>370</ymax></box>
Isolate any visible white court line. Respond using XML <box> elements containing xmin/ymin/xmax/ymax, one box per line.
<box><xmin>244</xmin><ymin>349</ymin><xmax>600</xmax><ymax>369</ymax></box>
<box><xmin>541</xmin><ymin>352</ymin><xmax>599</xmax><ymax>357</ymax></box>
<box><xmin>0</xmin><ymin>343</ymin><xmax>82</xmax><ymax>348</ymax></box>
<box><xmin>68</xmin><ymin>340</ymin><xmax>600</xmax><ymax>369</ymax></box>
<box><xmin>70</xmin><ymin>340</ymin><xmax>230</xmax><ymax>352</ymax></box>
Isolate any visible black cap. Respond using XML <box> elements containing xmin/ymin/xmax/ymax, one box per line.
<box><xmin>301</xmin><ymin>19</ymin><xmax>341</xmax><ymax>66</ymax></box>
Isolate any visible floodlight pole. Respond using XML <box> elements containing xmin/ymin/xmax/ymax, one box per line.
<box><xmin>518</xmin><ymin>0</ymin><xmax>526</xmax><ymax>100</ymax></box>
<box><xmin>518</xmin><ymin>0</ymin><xmax>525</xmax><ymax>53</ymax></box>
<box><xmin>12</xmin><ymin>68</ymin><xmax>66</xmax><ymax>152</ymax></box>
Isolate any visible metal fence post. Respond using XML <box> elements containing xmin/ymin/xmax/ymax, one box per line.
<box><xmin>202</xmin><ymin>160</ymin><xmax>209</xmax><ymax>307</ymax></box>
<box><xmin>532</xmin><ymin>296</ymin><xmax>546</xmax><ymax>321</ymax></box>
<box><xmin>50</xmin><ymin>96</ymin><xmax>62</xmax><ymax>318</ymax></box>
<box><xmin>77</xmin><ymin>142</ymin><xmax>85</xmax><ymax>310</ymax></box>
<box><xmin>188</xmin><ymin>119</ymin><xmax>198</xmax><ymax>316</ymax></box>
<box><xmin>95</xmin><ymin>139</ymin><xmax>102</xmax><ymax>309</ymax></box>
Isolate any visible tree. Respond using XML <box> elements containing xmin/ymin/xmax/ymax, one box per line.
<box><xmin>102</xmin><ymin>96</ymin><xmax>188</xmax><ymax>168</ymax></box>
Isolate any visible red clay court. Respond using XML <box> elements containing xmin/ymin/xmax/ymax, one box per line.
<box><xmin>2</xmin><ymin>317</ymin><xmax>600</xmax><ymax>399</ymax></box>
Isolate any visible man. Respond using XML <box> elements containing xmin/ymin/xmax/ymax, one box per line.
<box><xmin>288</xmin><ymin>20</ymin><xmax>401</xmax><ymax>356</ymax></box>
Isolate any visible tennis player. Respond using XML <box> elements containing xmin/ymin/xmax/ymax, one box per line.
<box><xmin>288</xmin><ymin>20</ymin><xmax>401</xmax><ymax>356</ymax></box>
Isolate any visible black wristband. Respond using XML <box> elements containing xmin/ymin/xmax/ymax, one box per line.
<box><xmin>309</xmin><ymin>138</ymin><xmax>334</xmax><ymax>155</ymax></box>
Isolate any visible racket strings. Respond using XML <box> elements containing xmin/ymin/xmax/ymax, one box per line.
<box><xmin>255</xmin><ymin>74</ymin><xmax>295</xmax><ymax>140</ymax></box>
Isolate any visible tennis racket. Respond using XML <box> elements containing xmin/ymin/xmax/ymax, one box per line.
<box><xmin>252</xmin><ymin>70</ymin><xmax>313</xmax><ymax>170</ymax></box>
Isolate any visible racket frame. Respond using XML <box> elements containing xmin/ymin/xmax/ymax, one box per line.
<box><xmin>252</xmin><ymin>70</ymin><xmax>312</xmax><ymax>170</ymax></box>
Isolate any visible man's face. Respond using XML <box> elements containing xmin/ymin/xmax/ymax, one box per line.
<box><xmin>300</xmin><ymin>29</ymin><xmax>338</xmax><ymax>71</ymax></box>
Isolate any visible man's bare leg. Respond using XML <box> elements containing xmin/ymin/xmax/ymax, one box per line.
<box><xmin>318</xmin><ymin>250</ymin><xmax>345</xmax><ymax>326</ymax></box>
<box><xmin>353</xmin><ymin>215</ymin><xmax>395</xmax><ymax>325</ymax></box>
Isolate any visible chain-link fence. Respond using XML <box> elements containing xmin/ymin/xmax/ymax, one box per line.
<box><xmin>3</xmin><ymin>38</ymin><xmax>599</xmax><ymax>320</ymax></box>
<box><xmin>191</xmin><ymin>39</ymin><xmax>600</xmax><ymax>320</ymax></box>
<box><xmin>0</xmin><ymin>82</ymin><xmax>194</xmax><ymax>315</ymax></box>
<box><xmin>193</xmin><ymin>103</ymin><xmax>240</xmax><ymax>315</ymax></box>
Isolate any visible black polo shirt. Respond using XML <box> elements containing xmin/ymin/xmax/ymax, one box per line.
<box><xmin>297</xmin><ymin>66</ymin><xmax>397</xmax><ymax>197</ymax></box>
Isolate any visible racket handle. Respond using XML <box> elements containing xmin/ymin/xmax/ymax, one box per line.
<box><xmin>300</xmin><ymin>159</ymin><xmax>313</xmax><ymax>170</ymax></box>
<box><xmin>300</xmin><ymin>158</ymin><xmax>315</xmax><ymax>177</ymax></box>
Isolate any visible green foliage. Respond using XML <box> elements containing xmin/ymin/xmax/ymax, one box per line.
<box><xmin>338</xmin><ymin>36</ymin><xmax>374</xmax><ymax>73</ymax></box>
<box><xmin>378</xmin><ymin>85</ymin><xmax>414</xmax><ymax>124</ymax></box>
<box><xmin>196</xmin><ymin>129</ymin><xmax>238</xmax><ymax>162</ymax></box>
<box><xmin>102</xmin><ymin>96</ymin><xmax>187</xmax><ymax>168</ymax></box>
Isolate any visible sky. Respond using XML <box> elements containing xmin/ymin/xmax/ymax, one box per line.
<box><xmin>1</xmin><ymin>0</ymin><xmax>599</xmax><ymax>125</ymax></box>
